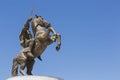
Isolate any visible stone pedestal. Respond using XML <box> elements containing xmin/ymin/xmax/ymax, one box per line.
<box><xmin>6</xmin><ymin>76</ymin><xmax>63</xmax><ymax>80</ymax></box>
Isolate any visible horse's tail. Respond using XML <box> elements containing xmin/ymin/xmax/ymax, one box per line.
<box><xmin>12</xmin><ymin>57</ymin><xmax>18</xmax><ymax>76</ymax></box>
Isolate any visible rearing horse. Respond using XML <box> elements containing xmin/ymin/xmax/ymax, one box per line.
<box><xmin>12</xmin><ymin>15</ymin><xmax>61</xmax><ymax>76</ymax></box>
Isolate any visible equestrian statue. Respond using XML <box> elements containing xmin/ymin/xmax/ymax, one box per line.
<box><xmin>12</xmin><ymin>15</ymin><xmax>61</xmax><ymax>76</ymax></box>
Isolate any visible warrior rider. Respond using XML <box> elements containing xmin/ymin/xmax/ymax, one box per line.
<box><xmin>19</xmin><ymin>18</ymin><xmax>42</xmax><ymax>61</ymax></box>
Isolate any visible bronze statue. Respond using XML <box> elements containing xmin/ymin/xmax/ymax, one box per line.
<box><xmin>12</xmin><ymin>15</ymin><xmax>61</xmax><ymax>76</ymax></box>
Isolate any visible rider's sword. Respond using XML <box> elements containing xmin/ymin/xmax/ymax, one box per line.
<box><xmin>30</xmin><ymin>5</ymin><xmax>34</xmax><ymax>18</ymax></box>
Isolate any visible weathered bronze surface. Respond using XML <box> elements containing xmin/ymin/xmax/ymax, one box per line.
<box><xmin>12</xmin><ymin>15</ymin><xmax>61</xmax><ymax>76</ymax></box>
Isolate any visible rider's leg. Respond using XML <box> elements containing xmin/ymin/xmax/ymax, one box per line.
<box><xmin>26</xmin><ymin>51</ymin><xmax>34</xmax><ymax>58</ymax></box>
<box><xmin>28</xmin><ymin>39</ymin><xmax>34</xmax><ymax>50</ymax></box>
<box><xmin>24</xmin><ymin>39</ymin><xmax>34</xmax><ymax>58</ymax></box>
<box><xmin>23</xmin><ymin>47</ymin><xmax>34</xmax><ymax>58</ymax></box>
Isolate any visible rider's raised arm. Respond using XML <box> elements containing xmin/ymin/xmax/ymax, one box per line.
<box><xmin>27</xmin><ymin>30</ymin><xmax>32</xmax><ymax>39</ymax></box>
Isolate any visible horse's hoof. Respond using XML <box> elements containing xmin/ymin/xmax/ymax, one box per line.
<box><xmin>56</xmin><ymin>46</ymin><xmax>60</xmax><ymax>51</ymax></box>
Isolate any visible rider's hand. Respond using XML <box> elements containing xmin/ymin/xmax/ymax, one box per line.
<box><xmin>27</xmin><ymin>17</ymin><xmax>32</xmax><ymax>22</ymax></box>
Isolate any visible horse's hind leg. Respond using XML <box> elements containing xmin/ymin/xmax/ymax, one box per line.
<box><xmin>19</xmin><ymin>62</ymin><xmax>26</xmax><ymax>76</ymax></box>
<box><xmin>26</xmin><ymin>59</ymin><xmax>35</xmax><ymax>75</ymax></box>
<box><xmin>12</xmin><ymin>57</ymin><xmax>18</xmax><ymax>76</ymax></box>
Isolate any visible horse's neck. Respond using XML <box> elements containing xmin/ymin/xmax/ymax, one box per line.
<box><xmin>32</xmin><ymin>17</ymin><xmax>43</xmax><ymax>28</ymax></box>
<box><xmin>36</xmin><ymin>25</ymin><xmax>45</xmax><ymax>31</ymax></box>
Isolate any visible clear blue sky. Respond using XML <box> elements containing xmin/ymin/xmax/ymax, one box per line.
<box><xmin>0</xmin><ymin>0</ymin><xmax>120</xmax><ymax>80</ymax></box>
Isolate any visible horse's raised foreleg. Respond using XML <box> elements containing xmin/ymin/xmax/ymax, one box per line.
<box><xmin>48</xmin><ymin>27</ymin><xmax>61</xmax><ymax>50</ymax></box>
<box><xmin>56</xmin><ymin>34</ymin><xmax>61</xmax><ymax>51</ymax></box>
<box><xmin>48</xmin><ymin>27</ymin><xmax>57</xmax><ymax>35</ymax></box>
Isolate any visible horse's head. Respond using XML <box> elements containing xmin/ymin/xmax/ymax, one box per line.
<box><xmin>34</xmin><ymin>15</ymin><xmax>43</xmax><ymax>21</ymax></box>
<box><xmin>35</xmin><ymin>15</ymin><xmax>43</xmax><ymax>19</ymax></box>
<box><xmin>32</xmin><ymin>15</ymin><xmax>44</xmax><ymax>27</ymax></box>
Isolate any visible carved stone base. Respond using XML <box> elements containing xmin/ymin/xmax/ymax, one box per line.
<box><xmin>6</xmin><ymin>76</ymin><xmax>63</xmax><ymax>80</ymax></box>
